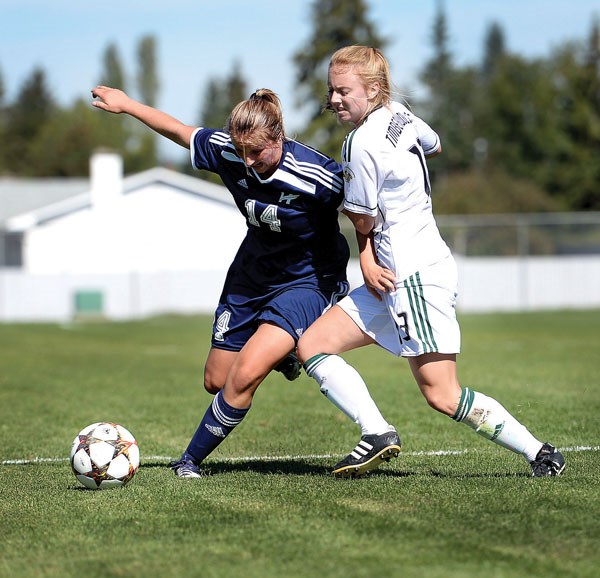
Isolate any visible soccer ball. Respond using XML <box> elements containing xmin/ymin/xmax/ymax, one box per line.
<box><xmin>70</xmin><ymin>422</ymin><xmax>140</xmax><ymax>489</ymax></box>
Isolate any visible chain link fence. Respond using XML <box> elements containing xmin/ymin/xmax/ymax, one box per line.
<box><xmin>341</xmin><ymin>212</ymin><xmax>600</xmax><ymax>258</ymax></box>
<box><xmin>437</xmin><ymin>212</ymin><xmax>600</xmax><ymax>257</ymax></box>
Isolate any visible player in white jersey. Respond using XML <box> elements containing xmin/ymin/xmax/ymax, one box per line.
<box><xmin>297</xmin><ymin>46</ymin><xmax>565</xmax><ymax>478</ymax></box>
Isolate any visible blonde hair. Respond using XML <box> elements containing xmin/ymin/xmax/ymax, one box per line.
<box><xmin>329</xmin><ymin>46</ymin><xmax>393</xmax><ymax>112</ymax></box>
<box><xmin>226</xmin><ymin>89</ymin><xmax>286</xmax><ymax>148</ymax></box>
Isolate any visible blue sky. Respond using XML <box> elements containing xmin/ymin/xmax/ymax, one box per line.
<box><xmin>1</xmin><ymin>0</ymin><xmax>598</xmax><ymax>160</ymax></box>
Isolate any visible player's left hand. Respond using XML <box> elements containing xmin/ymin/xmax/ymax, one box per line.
<box><xmin>361</xmin><ymin>261</ymin><xmax>396</xmax><ymax>301</ymax></box>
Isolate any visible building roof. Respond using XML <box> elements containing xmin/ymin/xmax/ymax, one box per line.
<box><xmin>1</xmin><ymin>167</ymin><xmax>235</xmax><ymax>232</ymax></box>
<box><xmin>0</xmin><ymin>177</ymin><xmax>90</xmax><ymax>223</ymax></box>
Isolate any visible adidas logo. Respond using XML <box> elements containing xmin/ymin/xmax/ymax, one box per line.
<box><xmin>491</xmin><ymin>421</ymin><xmax>505</xmax><ymax>441</ymax></box>
<box><xmin>237</xmin><ymin>179</ymin><xmax>248</xmax><ymax>189</ymax></box>
<box><xmin>205</xmin><ymin>424</ymin><xmax>226</xmax><ymax>438</ymax></box>
<box><xmin>279</xmin><ymin>192</ymin><xmax>299</xmax><ymax>205</ymax></box>
<box><xmin>350</xmin><ymin>439</ymin><xmax>374</xmax><ymax>459</ymax></box>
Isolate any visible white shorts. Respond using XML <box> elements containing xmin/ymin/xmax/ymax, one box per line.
<box><xmin>338</xmin><ymin>255</ymin><xmax>461</xmax><ymax>357</ymax></box>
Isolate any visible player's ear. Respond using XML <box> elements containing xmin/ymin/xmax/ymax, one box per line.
<box><xmin>367</xmin><ymin>82</ymin><xmax>380</xmax><ymax>101</ymax></box>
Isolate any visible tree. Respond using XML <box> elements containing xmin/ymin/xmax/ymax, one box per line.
<box><xmin>27</xmin><ymin>99</ymin><xmax>118</xmax><ymax>176</ymax></box>
<box><xmin>541</xmin><ymin>34</ymin><xmax>600</xmax><ymax>209</ymax></box>
<box><xmin>0</xmin><ymin>65</ymin><xmax>6</xmax><ymax>173</ymax></box>
<box><xmin>292</xmin><ymin>0</ymin><xmax>386</xmax><ymax>157</ymax></box>
<box><xmin>131</xmin><ymin>35</ymin><xmax>160</xmax><ymax>169</ymax></box>
<box><xmin>98</xmin><ymin>43</ymin><xmax>126</xmax><ymax>89</ymax></box>
<box><xmin>137</xmin><ymin>35</ymin><xmax>159</xmax><ymax>107</ymax></box>
<box><xmin>481</xmin><ymin>21</ymin><xmax>506</xmax><ymax>80</ymax></box>
<box><xmin>584</xmin><ymin>15</ymin><xmax>600</xmax><ymax>113</ymax></box>
<box><xmin>188</xmin><ymin>61</ymin><xmax>248</xmax><ymax>180</ymax></box>
<box><xmin>94</xmin><ymin>43</ymin><xmax>130</xmax><ymax>166</ymax></box>
<box><xmin>4</xmin><ymin>67</ymin><xmax>56</xmax><ymax>175</ymax></box>
<box><xmin>199</xmin><ymin>60</ymin><xmax>247</xmax><ymax>129</ymax></box>
<box><xmin>420</xmin><ymin>1</ymin><xmax>477</xmax><ymax>177</ymax></box>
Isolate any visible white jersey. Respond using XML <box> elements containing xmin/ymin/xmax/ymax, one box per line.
<box><xmin>342</xmin><ymin>101</ymin><xmax>451</xmax><ymax>282</ymax></box>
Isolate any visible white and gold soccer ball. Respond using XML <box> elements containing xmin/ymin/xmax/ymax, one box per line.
<box><xmin>70</xmin><ymin>422</ymin><xmax>140</xmax><ymax>489</ymax></box>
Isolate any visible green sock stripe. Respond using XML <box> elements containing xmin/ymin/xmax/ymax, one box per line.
<box><xmin>452</xmin><ymin>387</ymin><xmax>474</xmax><ymax>421</ymax></box>
<box><xmin>303</xmin><ymin>353</ymin><xmax>330</xmax><ymax>377</ymax></box>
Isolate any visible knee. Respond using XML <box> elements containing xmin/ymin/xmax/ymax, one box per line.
<box><xmin>227</xmin><ymin>366</ymin><xmax>259</xmax><ymax>395</ymax></box>
<box><xmin>203</xmin><ymin>380</ymin><xmax>222</xmax><ymax>395</ymax></box>
<box><xmin>421</xmin><ymin>387</ymin><xmax>460</xmax><ymax>417</ymax></box>
<box><xmin>203</xmin><ymin>367</ymin><xmax>224</xmax><ymax>395</ymax></box>
<box><xmin>296</xmin><ymin>334</ymin><xmax>319</xmax><ymax>365</ymax></box>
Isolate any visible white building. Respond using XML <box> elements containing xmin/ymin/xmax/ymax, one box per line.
<box><xmin>0</xmin><ymin>151</ymin><xmax>246</xmax><ymax>321</ymax></box>
<box><xmin>7</xmin><ymin>151</ymin><xmax>245</xmax><ymax>274</ymax></box>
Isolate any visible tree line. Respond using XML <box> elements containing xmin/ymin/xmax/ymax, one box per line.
<box><xmin>0</xmin><ymin>0</ymin><xmax>598</xmax><ymax>213</ymax></box>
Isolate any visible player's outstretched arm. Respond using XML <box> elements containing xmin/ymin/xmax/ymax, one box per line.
<box><xmin>91</xmin><ymin>85</ymin><xmax>195</xmax><ymax>149</ymax></box>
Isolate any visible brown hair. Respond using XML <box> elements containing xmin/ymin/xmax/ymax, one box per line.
<box><xmin>329</xmin><ymin>46</ymin><xmax>393</xmax><ymax>113</ymax></box>
<box><xmin>226</xmin><ymin>89</ymin><xmax>286</xmax><ymax>148</ymax></box>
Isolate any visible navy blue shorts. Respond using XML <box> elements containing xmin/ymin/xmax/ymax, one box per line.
<box><xmin>211</xmin><ymin>281</ymin><xmax>349</xmax><ymax>351</ymax></box>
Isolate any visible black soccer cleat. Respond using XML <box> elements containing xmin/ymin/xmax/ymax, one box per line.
<box><xmin>274</xmin><ymin>352</ymin><xmax>301</xmax><ymax>381</ymax></box>
<box><xmin>530</xmin><ymin>443</ymin><xmax>566</xmax><ymax>477</ymax></box>
<box><xmin>169</xmin><ymin>457</ymin><xmax>203</xmax><ymax>479</ymax></box>
<box><xmin>332</xmin><ymin>429</ymin><xmax>402</xmax><ymax>478</ymax></box>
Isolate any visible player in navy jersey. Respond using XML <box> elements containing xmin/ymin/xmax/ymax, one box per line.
<box><xmin>91</xmin><ymin>85</ymin><xmax>396</xmax><ymax>477</ymax></box>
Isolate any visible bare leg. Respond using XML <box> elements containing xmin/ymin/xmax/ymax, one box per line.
<box><xmin>408</xmin><ymin>353</ymin><xmax>545</xmax><ymax>464</ymax></box>
<box><xmin>174</xmin><ymin>323</ymin><xmax>295</xmax><ymax>473</ymax></box>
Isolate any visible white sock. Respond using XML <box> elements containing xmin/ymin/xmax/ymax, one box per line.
<box><xmin>304</xmin><ymin>354</ymin><xmax>393</xmax><ymax>436</ymax></box>
<box><xmin>453</xmin><ymin>387</ymin><xmax>543</xmax><ymax>462</ymax></box>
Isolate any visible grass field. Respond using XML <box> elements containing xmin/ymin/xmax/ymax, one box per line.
<box><xmin>1</xmin><ymin>310</ymin><xmax>599</xmax><ymax>578</ymax></box>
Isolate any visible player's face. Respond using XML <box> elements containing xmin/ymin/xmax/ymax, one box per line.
<box><xmin>328</xmin><ymin>66</ymin><xmax>376</xmax><ymax>126</ymax></box>
<box><xmin>233</xmin><ymin>139</ymin><xmax>282</xmax><ymax>177</ymax></box>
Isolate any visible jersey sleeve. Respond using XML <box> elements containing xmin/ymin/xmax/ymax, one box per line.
<box><xmin>412</xmin><ymin>116</ymin><xmax>441</xmax><ymax>156</ymax></box>
<box><xmin>189</xmin><ymin>127</ymin><xmax>229</xmax><ymax>172</ymax></box>
<box><xmin>342</xmin><ymin>139</ymin><xmax>381</xmax><ymax>217</ymax></box>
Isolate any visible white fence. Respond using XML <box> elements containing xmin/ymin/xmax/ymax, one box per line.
<box><xmin>1</xmin><ymin>255</ymin><xmax>599</xmax><ymax>323</ymax></box>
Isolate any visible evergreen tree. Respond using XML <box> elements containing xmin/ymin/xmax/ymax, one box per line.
<box><xmin>420</xmin><ymin>0</ymin><xmax>476</xmax><ymax>177</ymax></box>
<box><xmin>95</xmin><ymin>43</ymin><xmax>128</xmax><ymax>165</ymax></box>
<box><xmin>187</xmin><ymin>61</ymin><xmax>248</xmax><ymax>180</ymax></box>
<box><xmin>482</xmin><ymin>22</ymin><xmax>506</xmax><ymax>80</ymax></box>
<box><xmin>199</xmin><ymin>60</ymin><xmax>247</xmax><ymax>129</ymax></box>
<box><xmin>137</xmin><ymin>35</ymin><xmax>159</xmax><ymax>107</ymax></box>
<box><xmin>28</xmin><ymin>99</ymin><xmax>118</xmax><ymax>176</ymax></box>
<box><xmin>99</xmin><ymin>43</ymin><xmax>126</xmax><ymax>89</ymax></box>
<box><xmin>542</xmin><ymin>30</ymin><xmax>600</xmax><ymax>210</ymax></box>
<box><xmin>585</xmin><ymin>17</ymin><xmax>600</xmax><ymax>113</ymax></box>
<box><xmin>292</xmin><ymin>0</ymin><xmax>386</xmax><ymax>158</ymax></box>
<box><xmin>4</xmin><ymin>67</ymin><xmax>55</xmax><ymax>175</ymax></box>
<box><xmin>0</xmin><ymin>65</ymin><xmax>6</xmax><ymax>173</ymax></box>
<box><xmin>133</xmin><ymin>35</ymin><xmax>160</xmax><ymax>169</ymax></box>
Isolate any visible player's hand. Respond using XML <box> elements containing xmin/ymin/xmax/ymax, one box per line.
<box><xmin>361</xmin><ymin>261</ymin><xmax>396</xmax><ymax>301</ymax></box>
<box><xmin>91</xmin><ymin>86</ymin><xmax>130</xmax><ymax>114</ymax></box>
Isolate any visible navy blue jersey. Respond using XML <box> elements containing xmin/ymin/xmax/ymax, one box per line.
<box><xmin>191</xmin><ymin>128</ymin><xmax>350</xmax><ymax>292</ymax></box>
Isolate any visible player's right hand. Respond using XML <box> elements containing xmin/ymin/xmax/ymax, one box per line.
<box><xmin>91</xmin><ymin>85</ymin><xmax>129</xmax><ymax>114</ymax></box>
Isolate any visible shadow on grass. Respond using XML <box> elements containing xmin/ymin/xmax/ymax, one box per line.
<box><xmin>141</xmin><ymin>459</ymin><xmax>330</xmax><ymax>476</ymax></box>
<box><xmin>140</xmin><ymin>460</ymin><xmax>530</xmax><ymax>479</ymax></box>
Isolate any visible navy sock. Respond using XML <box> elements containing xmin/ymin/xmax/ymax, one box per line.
<box><xmin>184</xmin><ymin>391</ymin><xmax>249</xmax><ymax>464</ymax></box>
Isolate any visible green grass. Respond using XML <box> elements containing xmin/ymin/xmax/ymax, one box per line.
<box><xmin>1</xmin><ymin>311</ymin><xmax>599</xmax><ymax>578</ymax></box>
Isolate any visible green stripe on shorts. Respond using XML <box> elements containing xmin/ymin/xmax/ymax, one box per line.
<box><xmin>403</xmin><ymin>273</ymin><xmax>438</xmax><ymax>353</ymax></box>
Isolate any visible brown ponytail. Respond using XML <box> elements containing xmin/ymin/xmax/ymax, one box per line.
<box><xmin>226</xmin><ymin>89</ymin><xmax>286</xmax><ymax>148</ymax></box>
